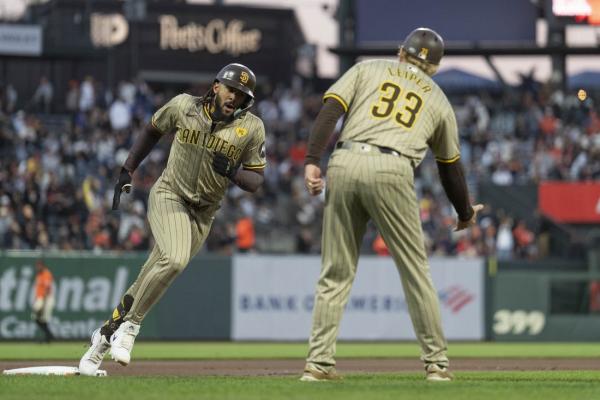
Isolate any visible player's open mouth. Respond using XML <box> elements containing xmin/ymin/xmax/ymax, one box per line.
<box><xmin>224</xmin><ymin>103</ymin><xmax>235</xmax><ymax>112</ymax></box>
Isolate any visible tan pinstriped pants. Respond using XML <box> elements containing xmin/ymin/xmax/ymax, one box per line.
<box><xmin>306</xmin><ymin>148</ymin><xmax>449</xmax><ymax>371</ymax></box>
<box><xmin>124</xmin><ymin>177</ymin><xmax>218</xmax><ymax>324</ymax></box>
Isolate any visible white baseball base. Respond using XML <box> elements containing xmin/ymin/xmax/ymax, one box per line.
<box><xmin>3</xmin><ymin>366</ymin><xmax>107</xmax><ymax>376</ymax></box>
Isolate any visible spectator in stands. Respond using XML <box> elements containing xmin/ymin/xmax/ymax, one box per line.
<box><xmin>513</xmin><ymin>219</ymin><xmax>535</xmax><ymax>259</ymax></box>
<box><xmin>296</xmin><ymin>227</ymin><xmax>315</xmax><ymax>254</ymax></box>
<box><xmin>118</xmin><ymin>80</ymin><xmax>137</xmax><ymax>106</ymax></box>
<box><xmin>236</xmin><ymin>215</ymin><xmax>256</xmax><ymax>253</ymax></box>
<box><xmin>65</xmin><ymin>80</ymin><xmax>79</xmax><ymax>114</ymax></box>
<box><xmin>0</xmin><ymin>83</ymin><xmax>18</xmax><ymax>114</ymax></box>
<box><xmin>288</xmin><ymin>137</ymin><xmax>307</xmax><ymax>167</ymax></box>
<box><xmin>79</xmin><ymin>76</ymin><xmax>96</xmax><ymax>112</ymax></box>
<box><xmin>372</xmin><ymin>234</ymin><xmax>390</xmax><ymax>256</ymax></box>
<box><xmin>0</xmin><ymin>73</ymin><xmax>596</xmax><ymax>257</ymax></box>
<box><xmin>109</xmin><ymin>95</ymin><xmax>132</xmax><ymax>131</ymax></box>
<box><xmin>496</xmin><ymin>217</ymin><xmax>514</xmax><ymax>260</ymax></box>
<box><xmin>31</xmin><ymin>76</ymin><xmax>53</xmax><ymax>113</ymax></box>
<box><xmin>278</xmin><ymin>89</ymin><xmax>302</xmax><ymax>125</ymax></box>
<box><xmin>0</xmin><ymin>195</ymin><xmax>13</xmax><ymax>247</ymax></box>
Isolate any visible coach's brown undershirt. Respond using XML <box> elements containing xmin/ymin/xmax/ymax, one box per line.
<box><xmin>305</xmin><ymin>98</ymin><xmax>346</xmax><ymax>166</ymax></box>
<box><xmin>437</xmin><ymin>160</ymin><xmax>474</xmax><ymax>222</ymax></box>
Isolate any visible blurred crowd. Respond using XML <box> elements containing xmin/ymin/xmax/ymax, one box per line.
<box><xmin>0</xmin><ymin>74</ymin><xmax>598</xmax><ymax>259</ymax></box>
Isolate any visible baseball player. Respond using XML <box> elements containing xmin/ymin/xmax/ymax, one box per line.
<box><xmin>301</xmin><ymin>28</ymin><xmax>483</xmax><ymax>382</ymax></box>
<box><xmin>79</xmin><ymin>63</ymin><xmax>266</xmax><ymax>376</ymax></box>
<box><xmin>32</xmin><ymin>260</ymin><xmax>55</xmax><ymax>343</ymax></box>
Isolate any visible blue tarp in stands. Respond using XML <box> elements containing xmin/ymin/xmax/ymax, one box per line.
<box><xmin>568</xmin><ymin>71</ymin><xmax>600</xmax><ymax>90</ymax></box>
<box><xmin>432</xmin><ymin>68</ymin><xmax>502</xmax><ymax>92</ymax></box>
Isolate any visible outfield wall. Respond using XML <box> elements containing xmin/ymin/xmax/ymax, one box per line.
<box><xmin>231</xmin><ymin>256</ymin><xmax>484</xmax><ymax>340</ymax></box>
<box><xmin>0</xmin><ymin>253</ymin><xmax>231</xmax><ymax>340</ymax></box>
<box><xmin>0</xmin><ymin>253</ymin><xmax>484</xmax><ymax>341</ymax></box>
<box><xmin>489</xmin><ymin>270</ymin><xmax>600</xmax><ymax>341</ymax></box>
<box><xmin>4</xmin><ymin>252</ymin><xmax>598</xmax><ymax>342</ymax></box>
<box><xmin>7</xmin><ymin>252</ymin><xmax>600</xmax><ymax>341</ymax></box>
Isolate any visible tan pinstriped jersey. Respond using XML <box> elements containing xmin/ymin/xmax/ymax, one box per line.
<box><xmin>151</xmin><ymin>93</ymin><xmax>266</xmax><ymax>204</ymax></box>
<box><xmin>325</xmin><ymin>59</ymin><xmax>460</xmax><ymax>166</ymax></box>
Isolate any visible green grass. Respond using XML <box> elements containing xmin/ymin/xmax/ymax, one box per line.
<box><xmin>1</xmin><ymin>341</ymin><xmax>600</xmax><ymax>360</ymax></box>
<box><xmin>2</xmin><ymin>343</ymin><xmax>598</xmax><ymax>399</ymax></box>
<box><xmin>2</xmin><ymin>372</ymin><xmax>600</xmax><ymax>400</ymax></box>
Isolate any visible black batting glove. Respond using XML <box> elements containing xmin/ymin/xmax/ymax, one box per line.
<box><xmin>212</xmin><ymin>152</ymin><xmax>238</xmax><ymax>180</ymax></box>
<box><xmin>112</xmin><ymin>167</ymin><xmax>133</xmax><ymax>210</ymax></box>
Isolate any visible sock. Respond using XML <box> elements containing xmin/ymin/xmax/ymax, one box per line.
<box><xmin>100</xmin><ymin>294</ymin><xmax>134</xmax><ymax>340</ymax></box>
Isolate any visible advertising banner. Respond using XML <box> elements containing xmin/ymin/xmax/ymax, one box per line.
<box><xmin>0</xmin><ymin>254</ymin><xmax>141</xmax><ymax>340</ymax></box>
<box><xmin>0</xmin><ymin>253</ymin><xmax>231</xmax><ymax>341</ymax></box>
<box><xmin>539</xmin><ymin>182</ymin><xmax>600</xmax><ymax>223</ymax></box>
<box><xmin>232</xmin><ymin>256</ymin><xmax>484</xmax><ymax>341</ymax></box>
<box><xmin>0</xmin><ymin>24</ymin><xmax>42</xmax><ymax>56</ymax></box>
<box><xmin>35</xmin><ymin>2</ymin><xmax>304</xmax><ymax>85</ymax></box>
<box><xmin>491</xmin><ymin>270</ymin><xmax>600</xmax><ymax>341</ymax></box>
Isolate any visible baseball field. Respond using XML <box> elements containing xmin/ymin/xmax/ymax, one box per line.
<box><xmin>1</xmin><ymin>342</ymin><xmax>600</xmax><ymax>399</ymax></box>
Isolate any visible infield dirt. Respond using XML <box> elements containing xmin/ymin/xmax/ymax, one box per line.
<box><xmin>2</xmin><ymin>358</ymin><xmax>599</xmax><ymax>377</ymax></box>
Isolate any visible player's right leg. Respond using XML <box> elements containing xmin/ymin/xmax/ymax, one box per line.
<box><xmin>78</xmin><ymin>292</ymin><xmax>136</xmax><ymax>375</ymax></box>
<box><xmin>109</xmin><ymin>190</ymin><xmax>215</xmax><ymax>366</ymax></box>
<box><xmin>110</xmin><ymin>183</ymin><xmax>197</xmax><ymax>365</ymax></box>
<box><xmin>303</xmin><ymin>153</ymin><xmax>369</xmax><ymax>381</ymax></box>
<box><xmin>79</xmin><ymin>182</ymin><xmax>195</xmax><ymax>371</ymax></box>
<box><xmin>79</xmin><ymin>328</ymin><xmax>110</xmax><ymax>376</ymax></box>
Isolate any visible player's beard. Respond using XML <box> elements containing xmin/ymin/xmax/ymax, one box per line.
<box><xmin>211</xmin><ymin>95</ymin><xmax>235</xmax><ymax>122</ymax></box>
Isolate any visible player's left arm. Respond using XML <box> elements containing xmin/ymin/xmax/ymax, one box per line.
<box><xmin>229</xmin><ymin>120</ymin><xmax>267</xmax><ymax>193</ymax></box>
<box><xmin>112</xmin><ymin>95</ymin><xmax>184</xmax><ymax>210</ymax></box>
<box><xmin>231</xmin><ymin>167</ymin><xmax>264</xmax><ymax>193</ymax></box>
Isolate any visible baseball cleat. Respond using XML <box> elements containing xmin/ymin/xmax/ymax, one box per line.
<box><xmin>300</xmin><ymin>365</ymin><xmax>343</xmax><ymax>382</ymax></box>
<box><xmin>425</xmin><ymin>364</ymin><xmax>454</xmax><ymax>382</ymax></box>
<box><xmin>79</xmin><ymin>328</ymin><xmax>110</xmax><ymax>376</ymax></box>
<box><xmin>110</xmin><ymin>321</ymin><xmax>140</xmax><ymax>366</ymax></box>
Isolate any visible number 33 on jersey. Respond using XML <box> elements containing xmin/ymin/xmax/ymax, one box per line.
<box><xmin>323</xmin><ymin>59</ymin><xmax>461</xmax><ymax>166</ymax></box>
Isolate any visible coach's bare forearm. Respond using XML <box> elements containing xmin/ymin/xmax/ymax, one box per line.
<box><xmin>123</xmin><ymin>124</ymin><xmax>163</xmax><ymax>172</ymax></box>
<box><xmin>232</xmin><ymin>169</ymin><xmax>264</xmax><ymax>193</ymax></box>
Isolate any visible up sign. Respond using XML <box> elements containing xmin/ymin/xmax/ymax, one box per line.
<box><xmin>90</xmin><ymin>13</ymin><xmax>129</xmax><ymax>47</ymax></box>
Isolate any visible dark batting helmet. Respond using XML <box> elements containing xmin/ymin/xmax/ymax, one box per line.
<box><xmin>215</xmin><ymin>63</ymin><xmax>256</xmax><ymax>100</ymax></box>
<box><xmin>401</xmin><ymin>27</ymin><xmax>444</xmax><ymax>66</ymax></box>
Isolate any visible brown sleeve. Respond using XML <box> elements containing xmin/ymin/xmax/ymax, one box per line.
<box><xmin>123</xmin><ymin>124</ymin><xmax>163</xmax><ymax>173</ymax></box>
<box><xmin>436</xmin><ymin>160</ymin><xmax>474</xmax><ymax>222</ymax></box>
<box><xmin>304</xmin><ymin>98</ymin><xmax>346</xmax><ymax>166</ymax></box>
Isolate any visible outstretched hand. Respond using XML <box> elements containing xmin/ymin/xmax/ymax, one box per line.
<box><xmin>455</xmin><ymin>204</ymin><xmax>484</xmax><ymax>231</ymax></box>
